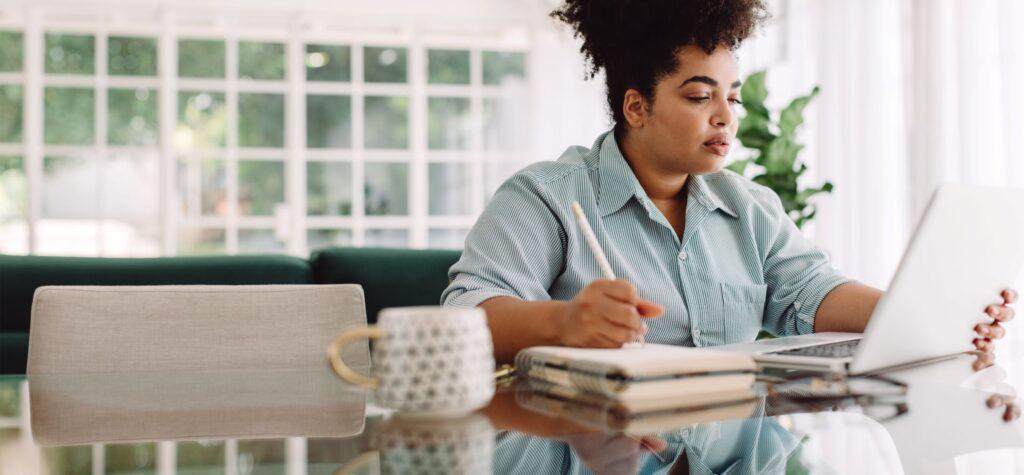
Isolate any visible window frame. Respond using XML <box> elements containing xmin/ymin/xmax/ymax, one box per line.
<box><xmin>0</xmin><ymin>9</ymin><xmax>530</xmax><ymax>256</ymax></box>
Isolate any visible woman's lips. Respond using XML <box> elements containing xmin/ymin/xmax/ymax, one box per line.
<box><xmin>704</xmin><ymin>143</ymin><xmax>730</xmax><ymax>156</ymax></box>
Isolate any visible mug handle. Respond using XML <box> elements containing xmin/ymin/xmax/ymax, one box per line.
<box><xmin>327</xmin><ymin>326</ymin><xmax>385</xmax><ymax>389</ymax></box>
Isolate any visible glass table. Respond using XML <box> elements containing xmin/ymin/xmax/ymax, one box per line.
<box><xmin>1</xmin><ymin>352</ymin><xmax>1021</xmax><ymax>474</ymax></box>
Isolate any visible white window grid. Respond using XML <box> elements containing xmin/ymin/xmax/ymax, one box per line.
<box><xmin>0</xmin><ymin>9</ymin><xmax>531</xmax><ymax>257</ymax></box>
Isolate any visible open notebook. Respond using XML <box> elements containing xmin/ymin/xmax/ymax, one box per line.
<box><xmin>515</xmin><ymin>343</ymin><xmax>756</xmax><ymax>400</ymax></box>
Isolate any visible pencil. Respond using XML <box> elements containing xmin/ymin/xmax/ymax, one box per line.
<box><xmin>570</xmin><ymin>201</ymin><xmax>645</xmax><ymax>346</ymax></box>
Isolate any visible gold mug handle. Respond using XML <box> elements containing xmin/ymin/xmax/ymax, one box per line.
<box><xmin>327</xmin><ymin>326</ymin><xmax>385</xmax><ymax>389</ymax></box>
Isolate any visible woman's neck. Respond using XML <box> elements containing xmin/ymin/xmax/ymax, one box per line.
<box><xmin>619</xmin><ymin>132</ymin><xmax>689</xmax><ymax>202</ymax></box>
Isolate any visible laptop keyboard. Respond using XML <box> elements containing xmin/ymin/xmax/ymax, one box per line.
<box><xmin>773</xmin><ymin>339</ymin><xmax>861</xmax><ymax>358</ymax></box>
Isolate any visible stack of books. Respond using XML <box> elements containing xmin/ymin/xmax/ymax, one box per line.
<box><xmin>514</xmin><ymin>344</ymin><xmax>759</xmax><ymax>432</ymax></box>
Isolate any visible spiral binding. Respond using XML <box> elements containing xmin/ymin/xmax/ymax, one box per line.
<box><xmin>515</xmin><ymin>351</ymin><xmax>628</xmax><ymax>398</ymax></box>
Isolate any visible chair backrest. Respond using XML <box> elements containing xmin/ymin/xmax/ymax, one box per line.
<box><xmin>26</xmin><ymin>284</ymin><xmax>368</xmax><ymax>375</ymax></box>
<box><xmin>1</xmin><ymin>254</ymin><xmax>315</xmax><ymax>335</ymax></box>
<box><xmin>309</xmin><ymin>247</ymin><xmax>461</xmax><ymax>324</ymax></box>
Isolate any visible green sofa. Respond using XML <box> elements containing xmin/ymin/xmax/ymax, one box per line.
<box><xmin>0</xmin><ymin>247</ymin><xmax>461</xmax><ymax>375</ymax></box>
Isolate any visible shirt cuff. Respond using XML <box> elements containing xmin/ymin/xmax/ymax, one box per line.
<box><xmin>443</xmin><ymin>287</ymin><xmax>520</xmax><ymax>309</ymax></box>
<box><xmin>790</xmin><ymin>274</ymin><xmax>856</xmax><ymax>335</ymax></box>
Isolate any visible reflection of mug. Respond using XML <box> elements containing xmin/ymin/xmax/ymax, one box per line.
<box><xmin>328</xmin><ymin>306</ymin><xmax>495</xmax><ymax>415</ymax></box>
<box><xmin>378</xmin><ymin>413</ymin><xmax>495</xmax><ymax>474</ymax></box>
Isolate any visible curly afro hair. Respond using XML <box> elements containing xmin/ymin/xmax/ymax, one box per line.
<box><xmin>551</xmin><ymin>0</ymin><xmax>770</xmax><ymax>139</ymax></box>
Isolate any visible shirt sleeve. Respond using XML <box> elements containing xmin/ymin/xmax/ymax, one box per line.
<box><xmin>756</xmin><ymin>188</ymin><xmax>854</xmax><ymax>336</ymax></box>
<box><xmin>441</xmin><ymin>172</ymin><xmax>567</xmax><ymax>308</ymax></box>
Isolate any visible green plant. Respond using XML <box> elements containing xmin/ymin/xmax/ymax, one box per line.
<box><xmin>727</xmin><ymin>70</ymin><xmax>833</xmax><ymax>229</ymax></box>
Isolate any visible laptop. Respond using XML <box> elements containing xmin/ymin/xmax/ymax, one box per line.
<box><xmin>716</xmin><ymin>184</ymin><xmax>1024</xmax><ymax>375</ymax></box>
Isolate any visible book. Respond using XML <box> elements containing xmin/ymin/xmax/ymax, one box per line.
<box><xmin>514</xmin><ymin>343</ymin><xmax>756</xmax><ymax>400</ymax></box>
<box><xmin>515</xmin><ymin>380</ymin><xmax>759</xmax><ymax>434</ymax></box>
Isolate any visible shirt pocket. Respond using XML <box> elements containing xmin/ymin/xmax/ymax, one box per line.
<box><xmin>718</xmin><ymin>282</ymin><xmax>768</xmax><ymax>344</ymax></box>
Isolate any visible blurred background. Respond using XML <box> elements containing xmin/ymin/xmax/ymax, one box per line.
<box><xmin>1</xmin><ymin>1</ymin><xmax>1024</xmax><ymax>471</ymax></box>
<box><xmin>0</xmin><ymin>0</ymin><xmax>1022</xmax><ymax>288</ymax></box>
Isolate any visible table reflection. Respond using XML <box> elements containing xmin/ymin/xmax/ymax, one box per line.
<box><xmin>0</xmin><ymin>353</ymin><xmax>1022</xmax><ymax>474</ymax></box>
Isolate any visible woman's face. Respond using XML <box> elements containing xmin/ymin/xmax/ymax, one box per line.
<box><xmin>629</xmin><ymin>45</ymin><xmax>743</xmax><ymax>176</ymax></box>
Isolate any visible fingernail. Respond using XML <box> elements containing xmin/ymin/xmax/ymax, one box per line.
<box><xmin>981</xmin><ymin>327</ymin><xmax>990</xmax><ymax>336</ymax></box>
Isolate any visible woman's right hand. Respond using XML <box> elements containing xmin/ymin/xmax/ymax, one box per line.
<box><xmin>558</xmin><ymin>279</ymin><xmax>665</xmax><ymax>348</ymax></box>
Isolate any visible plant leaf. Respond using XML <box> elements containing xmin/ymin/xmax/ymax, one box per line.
<box><xmin>741</xmin><ymin>70</ymin><xmax>770</xmax><ymax>119</ymax></box>
<box><xmin>795</xmin><ymin>182</ymin><xmax>835</xmax><ymax>202</ymax></box>
<box><xmin>762</xmin><ymin>137</ymin><xmax>797</xmax><ymax>174</ymax></box>
<box><xmin>734</xmin><ymin>74</ymin><xmax>832</xmax><ymax>230</ymax></box>
<box><xmin>737</xmin><ymin>113</ymin><xmax>775</xmax><ymax>149</ymax></box>
<box><xmin>779</xmin><ymin>86</ymin><xmax>819</xmax><ymax>138</ymax></box>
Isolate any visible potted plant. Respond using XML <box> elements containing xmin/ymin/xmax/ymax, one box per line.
<box><xmin>727</xmin><ymin>70</ymin><xmax>833</xmax><ymax>229</ymax></box>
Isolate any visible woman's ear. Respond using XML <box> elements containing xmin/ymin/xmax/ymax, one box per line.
<box><xmin>622</xmin><ymin>89</ymin><xmax>647</xmax><ymax>129</ymax></box>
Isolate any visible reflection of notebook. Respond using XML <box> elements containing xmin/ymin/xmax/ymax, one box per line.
<box><xmin>515</xmin><ymin>344</ymin><xmax>756</xmax><ymax>400</ymax></box>
<box><xmin>515</xmin><ymin>381</ymin><xmax>758</xmax><ymax>434</ymax></box>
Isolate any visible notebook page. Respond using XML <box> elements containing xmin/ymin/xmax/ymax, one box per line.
<box><xmin>522</xmin><ymin>343</ymin><xmax>754</xmax><ymax>377</ymax></box>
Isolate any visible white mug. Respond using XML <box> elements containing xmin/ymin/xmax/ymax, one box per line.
<box><xmin>328</xmin><ymin>306</ymin><xmax>496</xmax><ymax>415</ymax></box>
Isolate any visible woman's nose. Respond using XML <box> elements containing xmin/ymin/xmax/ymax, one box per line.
<box><xmin>712</xmin><ymin>101</ymin><xmax>734</xmax><ymax>127</ymax></box>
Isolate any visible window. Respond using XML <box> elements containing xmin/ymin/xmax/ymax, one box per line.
<box><xmin>0</xmin><ymin>11</ymin><xmax>530</xmax><ymax>256</ymax></box>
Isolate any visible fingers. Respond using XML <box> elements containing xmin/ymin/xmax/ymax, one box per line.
<box><xmin>594</xmin><ymin>279</ymin><xmax>639</xmax><ymax>304</ymax></box>
<box><xmin>985</xmin><ymin>394</ymin><xmax>1021</xmax><ymax>422</ymax></box>
<box><xmin>636</xmin><ymin>300</ymin><xmax>665</xmax><ymax>318</ymax></box>
<box><xmin>973</xmin><ymin>350</ymin><xmax>995</xmax><ymax>371</ymax></box>
<box><xmin>589</xmin><ymin>325</ymin><xmax>634</xmax><ymax>346</ymax></box>
<box><xmin>1003</xmin><ymin>289</ymin><xmax>1019</xmax><ymax>305</ymax></box>
<box><xmin>591</xmin><ymin>281</ymin><xmax>664</xmax><ymax>319</ymax></box>
<box><xmin>601</xmin><ymin>302</ymin><xmax>643</xmax><ymax>332</ymax></box>
<box><xmin>639</xmin><ymin>435</ymin><xmax>668</xmax><ymax>453</ymax></box>
<box><xmin>987</xmin><ymin>305</ymin><xmax>1016</xmax><ymax>323</ymax></box>
<box><xmin>1006</xmin><ymin>404</ymin><xmax>1022</xmax><ymax>422</ymax></box>
<box><xmin>973</xmin><ymin>290</ymin><xmax>1016</xmax><ymax>356</ymax></box>
<box><xmin>987</xmin><ymin>394</ymin><xmax>1010</xmax><ymax>409</ymax></box>
<box><xmin>573</xmin><ymin>281</ymin><xmax>664</xmax><ymax>348</ymax></box>
<box><xmin>976</xmin><ymin>322</ymin><xmax>1006</xmax><ymax>340</ymax></box>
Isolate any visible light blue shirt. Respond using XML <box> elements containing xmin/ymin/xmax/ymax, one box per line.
<box><xmin>442</xmin><ymin>131</ymin><xmax>852</xmax><ymax>345</ymax></box>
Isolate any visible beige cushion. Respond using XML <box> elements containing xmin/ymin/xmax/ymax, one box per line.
<box><xmin>26</xmin><ymin>285</ymin><xmax>369</xmax><ymax>375</ymax></box>
<box><xmin>29</xmin><ymin>368</ymin><xmax>367</xmax><ymax>445</ymax></box>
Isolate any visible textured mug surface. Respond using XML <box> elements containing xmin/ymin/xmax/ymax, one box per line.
<box><xmin>378</xmin><ymin>413</ymin><xmax>495</xmax><ymax>474</ymax></box>
<box><xmin>373</xmin><ymin>306</ymin><xmax>495</xmax><ymax>414</ymax></box>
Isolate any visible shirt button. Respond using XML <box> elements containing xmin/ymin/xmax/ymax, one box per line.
<box><xmin>794</xmin><ymin>302</ymin><xmax>802</xmax><ymax>311</ymax></box>
<box><xmin>679</xmin><ymin>251</ymin><xmax>688</xmax><ymax>261</ymax></box>
<box><xmin>692</xmin><ymin>328</ymin><xmax>701</xmax><ymax>338</ymax></box>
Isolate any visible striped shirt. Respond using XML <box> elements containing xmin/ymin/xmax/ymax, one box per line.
<box><xmin>442</xmin><ymin>130</ymin><xmax>852</xmax><ymax>345</ymax></box>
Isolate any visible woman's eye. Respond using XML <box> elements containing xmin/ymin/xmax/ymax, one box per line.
<box><xmin>688</xmin><ymin>96</ymin><xmax>711</xmax><ymax>103</ymax></box>
<box><xmin>729</xmin><ymin>98</ymin><xmax>744</xmax><ymax>105</ymax></box>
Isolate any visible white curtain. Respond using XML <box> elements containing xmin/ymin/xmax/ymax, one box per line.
<box><xmin>775</xmin><ymin>0</ymin><xmax>1024</xmax><ymax>395</ymax></box>
<box><xmin>794</xmin><ymin>0</ymin><xmax>912</xmax><ymax>290</ymax></box>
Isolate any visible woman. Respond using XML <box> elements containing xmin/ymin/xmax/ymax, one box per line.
<box><xmin>441</xmin><ymin>0</ymin><xmax>1015</xmax><ymax>363</ymax></box>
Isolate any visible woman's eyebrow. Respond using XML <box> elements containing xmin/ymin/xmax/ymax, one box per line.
<box><xmin>679</xmin><ymin>76</ymin><xmax>743</xmax><ymax>89</ymax></box>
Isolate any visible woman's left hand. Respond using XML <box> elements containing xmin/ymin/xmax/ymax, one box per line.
<box><xmin>973</xmin><ymin>289</ymin><xmax>1018</xmax><ymax>358</ymax></box>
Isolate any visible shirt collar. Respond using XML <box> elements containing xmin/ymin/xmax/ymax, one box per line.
<box><xmin>597</xmin><ymin>131</ymin><xmax>648</xmax><ymax>217</ymax></box>
<box><xmin>596</xmin><ymin>131</ymin><xmax>738</xmax><ymax>219</ymax></box>
<box><xmin>688</xmin><ymin>172</ymin><xmax>739</xmax><ymax>218</ymax></box>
